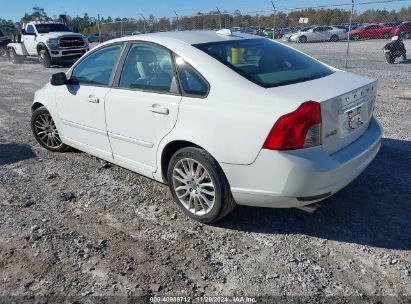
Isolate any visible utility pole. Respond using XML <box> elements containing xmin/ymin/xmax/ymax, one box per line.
<box><xmin>270</xmin><ymin>1</ymin><xmax>276</xmax><ymax>40</ymax></box>
<box><xmin>345</xmin><ymin>0</ymin><xmax>355</xmax><ymax>68</ymax></box>
<box><xmin>141</xmin><ymin>14</ymin><xmax>147</xmax><ymax>33</ymax></box>
<box><xmin>216</xmin><ymin>7</ymin><xmax>222</xmax><ymax>29</ymax></box>
<box><xmin>174</xmin><ymin>10</ymin><xmax>179</xmax><ymax>31</ymax></box>
<box><xmin>97</xmin><ymin>14</ymin><xmax>101</xmax><ymax>43</ymax></box>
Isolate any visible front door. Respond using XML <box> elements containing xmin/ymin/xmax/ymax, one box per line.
<box><xmin>24</xmin><ymin>24</ymin><xmax>38</xmax><ymax>55</ymax></box>
<box><xmin>105</xmin><ymin>42</ymin><xmax>181</xmax><ymax>176</ymax></box>
<box><xmin>55</xmin><ymin>44</ymin><xmax>124</xmax><ymax>160</ymax></box>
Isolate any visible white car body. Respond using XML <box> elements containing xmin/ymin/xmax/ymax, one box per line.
<box><xmin>32</xmin><ymin>31</ymin><xmax>382</xmax><ymax>214</ymax></box>
<box><xmin>290</xmin><ymin>26</ymin><xmax>348</xmax><ymax>42</ymax></box>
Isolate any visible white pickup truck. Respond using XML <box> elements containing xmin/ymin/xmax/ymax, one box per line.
<box><xmin>7</xmin><ymin>22</ymin><xmax>89</xmax><ymax>68</ymax></box>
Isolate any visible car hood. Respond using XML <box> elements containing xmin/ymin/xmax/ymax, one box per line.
<box><xmin>38</xmin><ymin>32</ymin><xmax>83</xmax><ymax>39</ymax></box>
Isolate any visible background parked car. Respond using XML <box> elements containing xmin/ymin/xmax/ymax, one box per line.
<box><xmin>349</xmin><ymin>24</ymin><xmax>393</xmax><ymax>40</ymax></box>
<box><xmin>282</xmin><ymin>26</ymin><xmax>312</xmax><ymax>42</ymax></box>
<box><xmin>290</xmin><ymin>26</ymin><xmax>347</xmax><ymax>43</ymax></box>
<box><xmin>88</xmin><ymin>33</ymin><xmax>100</xmax><ymax>43</ymax></box>
<box><xmin>0</xmin><ymin>29</ymin><xmax>11</xmax><ymax>57</ymax></box>
<box><xmin>390</xmin><ymin>21</ymin><xmax>411</xmax><ymax>39</ymax></box>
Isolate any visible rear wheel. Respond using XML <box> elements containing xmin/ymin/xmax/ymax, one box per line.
<box><xmin>8</xmin><ymin>48</ymin><xmax>24</xmax><ymax>64</ymax></box>
<box><xmin>31</xmin><ymin>107</ymin><xmax>68</xmax><ymax>152</ymax></box>
<box><xmin>352</xmin><ymin>34</ymin><xmax>360</xmax><ymax>41</ymax></box>
<box><xmin>0</xmin><ymin>46</ymin><xmax>7</xmax><ymax>57</ymax></box>
<box><xmin>383</xmin><ymin>32</ymin><xmax>390</xmax><ymax>39</ymax></box>
<box><xmin>385</xmin><ymin>53</ymin><xmax>395</xmax><ymax>64</ymax></box>
<box><xmin>404</xmin><ymin>32</ymin><xmax>411</xmax><ymax>39</ymax></box>
<box><xmin>167</xmin><ymin>147</ymin><xmax>236</xmax><ymax>223</ymax></box>
<box><xmin>330</xmin><ymin>35</ymin><xmax>339</xmax><ymax>42</ymax></box>
<box><xmin>299</xmin><ymin>35</ymin><xmax>307</xmax><ymax>43</ymax></box>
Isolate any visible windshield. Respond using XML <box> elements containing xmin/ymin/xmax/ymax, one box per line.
<box><xmin>194</xmin><ymin>39</ymin><xmax>334</xmax><ymax>88</ymax></box>
<box><xmin>35</xmin><ymin>24</ymin><xmax>71</xmax><ymax>34</ymax></box>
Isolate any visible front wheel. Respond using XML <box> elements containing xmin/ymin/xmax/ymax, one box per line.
<box><xmin>167</xmin><ymin>147</ymin><xmax>236</xmax><ymax>223</ymax></box>
<box><xmin>352</xmin><ymin>34</ymin><xmax>360</xmax><ymax>41</ymax></box>
<box><xmin>39</xmin><ymin>49</ymin><xmax>52</xmax><ymax>68</ymax></box>
<box><xmin>299</xmin><ymin>36</ymin><xmax>307</xmax><ymax>43</ymax></box>
<box><xmin>31</xmin><ymin>106</ymin><xmax>68</xmax><ymax>152</ymax></box>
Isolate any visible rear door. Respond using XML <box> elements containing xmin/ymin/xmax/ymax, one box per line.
<box><xmin>104</xmin><ymin>42</ymin><xmax>181</xmax><ymax>175</ymax></box>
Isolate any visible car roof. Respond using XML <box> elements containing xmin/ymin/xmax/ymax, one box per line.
<box><xmin>110</xmin><ymin>30</ymin><xmax>262</xmax><ymax>45</ymax></box>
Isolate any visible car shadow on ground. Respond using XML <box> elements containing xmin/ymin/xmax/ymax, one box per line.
<box><xmin>217</xmin><ymin>138</ymin><xmax>411</xmax><ymax>250</ymax></box>
<box><xmin>398</xmin><ymin>59</ymin><xmax>411</xmax><ymax>64</ymax></box>
<box><xmin>0</xmin><ymin>143</ymin><xmax>37</xmax><ymax>166</ymax></box>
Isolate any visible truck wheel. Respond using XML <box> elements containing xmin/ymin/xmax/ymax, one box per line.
<box><xmin>8</xmin><ymin>48</ymin><xmax>24</xmax><ymax>64</ymax></box>
<box><xmin>167</xmin><ymin>147</ymin><xmax>236</xmax><ymax>223</ymax></box>
<box><xmin>0</xmin><ymin>46</ymin><xmax>7</xmax><ymax>57</ymax></box>
<box><xmin>39</xmin><ymin>49</ymin><xmax>52</xmax><ymax>68</ymax></box>
<box><xmin>385</xmin><ymin>53</ymin><xmax>395</xmax><ymax>64</ymax></box>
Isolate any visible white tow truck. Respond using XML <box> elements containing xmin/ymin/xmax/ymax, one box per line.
<box><xmin>7</xmin><ymin>21</ymin><xmax>89</xmax><ymax>68</ymax></box>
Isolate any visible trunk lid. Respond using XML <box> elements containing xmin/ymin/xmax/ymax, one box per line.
<box><xmin>268</xmin><ymin>70</ymin><xmax>377</xmax><ymax>154</ymax></box>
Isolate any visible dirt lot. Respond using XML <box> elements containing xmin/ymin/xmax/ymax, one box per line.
<box><xmin>0</xmin><ymin>39</ymin><xmax>410</xmax><ymax>302</ymax></box>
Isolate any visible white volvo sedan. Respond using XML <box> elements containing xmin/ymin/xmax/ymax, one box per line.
<box><xmin>31</xmin><ymin>30</ymin><xmax>382</xmax><ymax>223</ymax></box>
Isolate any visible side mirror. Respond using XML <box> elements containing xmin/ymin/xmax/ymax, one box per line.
<box><xmin>51</xmin><ymin>72</ymin><xmax>68</xmax><ymax>86</ymax></box>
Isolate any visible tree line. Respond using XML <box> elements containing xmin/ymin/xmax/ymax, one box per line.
<box><xmin>0</xmin><ymin>5</ymin><xmax>410</xmax><ymax>35</ymax></box>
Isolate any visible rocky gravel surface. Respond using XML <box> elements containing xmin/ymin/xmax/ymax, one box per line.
<box><xmin>0</xmin><ymin>40</ymin><xmax>410</xmax><ymax>302</ymax></box>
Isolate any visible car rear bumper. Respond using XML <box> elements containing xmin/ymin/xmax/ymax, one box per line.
<box><xmin>220</xmin><ymin>117</ymin><xmax>382</xmax><ymax>208</ymax></box>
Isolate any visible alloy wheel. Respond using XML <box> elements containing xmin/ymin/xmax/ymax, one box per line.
<box><xmin>172</xmin><ymin>158</ymin><xmax>215</xmax><ymax>216</ymax></box>
<box><xmin>33</xmin><ymin>113</ymin><xmax>63</xmax><ymax>149</ymax></box>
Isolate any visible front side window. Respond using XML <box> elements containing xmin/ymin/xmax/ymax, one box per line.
<box><xmin>71</xmin><ymin>44</ymin><xmax>123</xmax><ymax>86</ymax></box>
<box><xmin>175</xmin><ymin>57</ymin><xmax>209</xmax><ymax>97</ymax></box>
<box><xmin>26</xmin><ymin>25</ymin><xmax>35</xmax><ymax>34</ymax></box>
<box><xmin>194</xmin><ymin>38</ymin><xmax>334</xmax><ymax>88</ymax></box>
<box><xmin>119</xmin><ymin>43</ymin><xmax>174</xmax><ymax>93</ymax></box>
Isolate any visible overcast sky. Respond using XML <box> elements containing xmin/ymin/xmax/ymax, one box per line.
<box><xmin>1</xmin><ymin>0</ymin><xmax>409</xmax><ymax>21</ymax></box>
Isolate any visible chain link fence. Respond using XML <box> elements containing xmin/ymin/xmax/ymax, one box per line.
<box><xmin>94</xmin><ymin>0</ymin><xmax>411</xmax><ymax>67</ymax></box>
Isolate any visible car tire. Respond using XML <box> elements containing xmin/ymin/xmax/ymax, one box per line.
<box><xmin>0</xmin><ymin>46</ymin><xmax>7</xmax><ymax>57</ymax></box>
<box><xmin>299</xmin><ymin>36</ymin><xmax>307</xmax><ymax>43</ymax></box>
<box><xmin>352</xmin><ymin>34</ymin><xmax>360</xmax><ymax>41</ymax></box>
<box><xmin>383</xmin><ymin>32</ymin><xmax>390</xmax><ymax>39</ymax></box>
<box><xmin>8</xmin><ymin>48</ymin><xmax>24</xmax><ymax>64</ymax></box>
<box><xmin>31</xmin><ymin>106</ymin><xmax>69</xmax><ymax>152</ymax></box>
<box><xmin>167</xmin><ymin>147</ymin><xmax>236</xmax><ymax>223</ymax></box>
<box><xmin>39</xmin><ymin>49</ymin><xmax>52</xmax><ymax>68</ymax></box>
<box><xmin>330</xmin><ymin>35</ymin><xmax>339</xmax><ymax>42</ymax></box>
<box><xmin>385</xmin><ymin>53</ymin><xmax>395</xmax><ymax>64</ymax></box>
<box><xmin>404</xmin><ymin>32</ymin><xmax>411</xmax><ymax>39</ymax></box>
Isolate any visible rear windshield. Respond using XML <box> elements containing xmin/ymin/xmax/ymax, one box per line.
<box><xmin>35</xmin><ymin>24</ymin><xmax>71</xmax><ymax>34</ymax></box>
<box><xmin>194</xmin><ymin>38</ymin><xmax>334</xmax><ymax>88</ymax></box>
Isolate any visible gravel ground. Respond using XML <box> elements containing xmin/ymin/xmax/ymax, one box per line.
<box><xmin>0</xmin><ymin>39</ymin><xmax>410</xmax><ymax>302</ymax></box>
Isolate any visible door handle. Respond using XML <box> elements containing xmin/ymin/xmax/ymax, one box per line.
<box><xmin>87</xmin><ymin>95</ymin><xmax>99</xmax><ymax>103</ymax></box>
<box><xmin>149</xmin><ymin>105</ymin><xmax>169</xmax><ymax>115</ymax></box>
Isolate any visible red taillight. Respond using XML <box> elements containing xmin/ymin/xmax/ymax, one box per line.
<box><xmin>263</xmin><ymin>101</ymin><xmax>322</xmax><ymax>150</ymax></box>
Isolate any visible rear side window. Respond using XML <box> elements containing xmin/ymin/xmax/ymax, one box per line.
<box><xmin>72</xmin><ymin>44</ymin><xmax>123</xmax><ymax>86</ymax></box>
<box><xmin>194</xmin><ymin>38</ymin><xmax>334</xmax><ymax>88</ymax></box>
<box><xmin>175</xmin><ymin>57</ymin><xmax>209</xmax><ymax>97</ymax></box>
